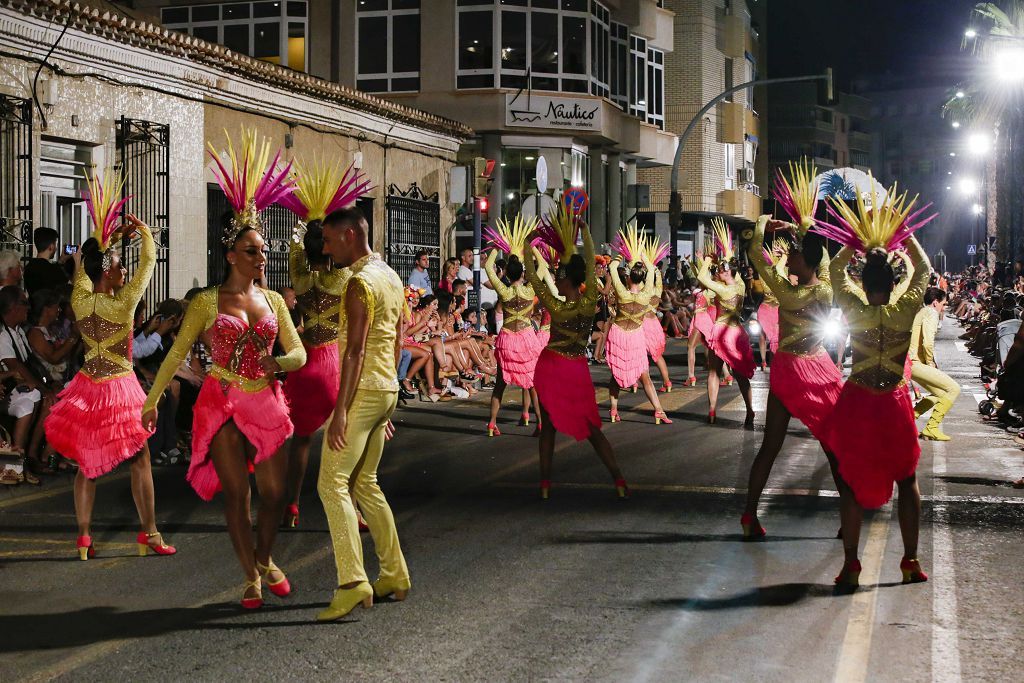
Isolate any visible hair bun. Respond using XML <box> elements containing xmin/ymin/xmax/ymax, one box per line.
<box><xmin>80</xmin><ymin>238</ymin><xmax>101</xmax><ymax>256</ymax></box>
<box><xmin>864</xmin><ymin>247</ymin><xmax>888</xmax><ymax>267</ymax></box>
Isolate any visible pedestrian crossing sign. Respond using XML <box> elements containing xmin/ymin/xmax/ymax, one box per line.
<box><xmin>967</xmin><ymin>244</ymin><xmax>977</xmax><ymax>255</ymax></box>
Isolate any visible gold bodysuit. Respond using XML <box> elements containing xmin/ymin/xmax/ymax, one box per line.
<box><xmin>525</xmin><ymin>229</ymin><xmax>599</xmax><ymax>359</ymax></box>
<box><xmin>610</xmin><ymin>258</ymin><xmax>656</xmax><ymax>332</ymax></box>
<box><xmin>695</xmin><ymin>260</ymin><xmax>746</xmax><ymax>327</ymax></box>
<box><xmin>484</xmin><ymin>249</ymin><xmax>535</xmax><ymax>333</ymax></box>
<box><xmin>289</xmin><ymin>241</ymin><xmax>349</xmax><ymax>348</ymax></box>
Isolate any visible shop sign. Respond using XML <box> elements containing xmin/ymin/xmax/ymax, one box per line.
<box><xmin>505</xmin><ymin>93</ymin><xmax>602</xmax><ymax>131</ymax></box>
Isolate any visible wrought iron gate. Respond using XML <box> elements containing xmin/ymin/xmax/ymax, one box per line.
<box><xmin>117</xmin><ymin>117</ymin><xmax>170</xmax><ymax>311</ymax></box>
<box><xmin>207</xmin><ymin>186</ymin><xmax>295</xmax><ymax>292</ymax></box>
<box><xmin>386</xmin><ymin>183</ymin><xmax>440</xmax><ymax>286</ymax></box>
<box><xmin>0</xmin><ymin>94</ymin><xmax>34</xmax><ymax>258</ymax></box>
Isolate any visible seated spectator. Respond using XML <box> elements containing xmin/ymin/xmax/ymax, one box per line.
<box><xmin>134</xmin><ymin>298</ymin><xmax>185</xmax><ymax>466</ymax></box>
<box><xmin>27</xmin><ymin>288</ymin><xmax>80</xmax><ymax>388</ymax></box>
<box><xmin>437</xmin><ymin>257</ymin><xmax>460</xmax><ymax>293</ymax></box>
<box><xmin>0</xmin><ymin>251</ymin><xmax>23</xmax><ymax>287</ymax></box>
<box><xmin>24</xmin><ymin>227</ymin><xmax>70</xmax><ymax>295</ymax></box>
<box><xmin>407</xmin><ymin>250</ymin><xmax>433</xmax><ymax>296</ymax></box>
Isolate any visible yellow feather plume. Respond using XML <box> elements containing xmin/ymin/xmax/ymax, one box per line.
<box><xmin>827</xmin><ymin>174</ymin><xmax>921</xmax><ymax>252</ymax></box>
<box><xmin>491</xmin><ymin>214</ymin><xmax>538</xmax><ymax>258</ymax></box>
<box><xmin>291</xmin><ymin>157</ymin><xmax>345</xmax><ymax>222</ymax></box>
<box><xmin>778</xmin><ymin>158</ymin><xmax>819</xmax><ymax>232</ymax></box>
<box><xmin>711</xmin><ymin>216</ymin><xmax>734</xmax><ymax>260</ymax></box>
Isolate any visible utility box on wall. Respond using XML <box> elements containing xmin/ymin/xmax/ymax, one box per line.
<box><xmin>626</xmin><ymin>183</ymin><xmax>650</xmax><ymax>209</ymax></box>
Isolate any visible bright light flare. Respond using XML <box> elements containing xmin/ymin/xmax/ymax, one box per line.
<box><xmin>993</xmin><ymin>46</ymin><xmax>1024</xmax><ymax>83</ymax></box>
<box><xmin>965</xmin><ymin>28</ymin><xmax>978</xmax><ymax>39</ymax></box>
<box><xmin>951</xmin><ymin>121</ymin><xmax>961</xmax><ymax>129</ymax></box>
<box><xmin>747</xmin><ymin>320</ymin><xmax>761</xmax><ymax>336</ymax></box>
<box><xmin>823</xmin><ymin>318</ymin><xmax>843</xmax><ymax>340</ymax></box>
<box><xmin>958</xmin><ymin>177</ymin><xmax>979</xmax><ymax>195</ymax></box>
<box><xmin>967</xmin><ymin>132</ymin><xmax>991</xmax><ymax>155</ymax></box>
<box><xmin>972</xmin><ymin>203</ymin><xmax>983</xmax><ymax>215</ymax></box>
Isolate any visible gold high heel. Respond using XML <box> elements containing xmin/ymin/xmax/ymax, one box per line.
<box><xmin>373</xmin><ymin>577</ymin><xmax>411</xmax><ymax>601</ymax></box>
<box><xmin>316</xmin><ymin>582</ymin><xmax>374</xmax><ymax>622</ymax></box>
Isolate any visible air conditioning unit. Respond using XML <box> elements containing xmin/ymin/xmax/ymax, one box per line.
<box><xmin>737</xmin><ymin>167</ymin><xmax>755</xmax><ymax>185</ymax></box>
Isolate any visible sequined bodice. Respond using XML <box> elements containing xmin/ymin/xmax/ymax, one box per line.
<box><xmin>297</xmin><ymin>286</ymin><xmax>343</xmax><ymax>347</ymax></box>
<box><xmin>610</xmin><ymin>260</ymin><xmax>656</xmax><ymax>331</ymax></box>
<box><xmin>210</xmin><ymin>314</ymin><xmax>278</xmax><ymax>380</ymax></box>
<box><xmin>848</xmin><ymin>325</ymin><xmax>912</xmax><ymax>391</ymax></box>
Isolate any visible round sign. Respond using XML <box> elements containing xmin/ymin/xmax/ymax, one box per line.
<box><xmin>522</xmin><ymin>193</ymin><xmax>558</xmax><ymax>220</ymax></box>
<box><xmin>536</xmin><ymin>156</ymin><xmax>548</xmax><ymax>195</ymax></box>
<box><xmin>564</xmin><ymin>188</ymin><xmax>589</xmax><ymax>216</ymax></box>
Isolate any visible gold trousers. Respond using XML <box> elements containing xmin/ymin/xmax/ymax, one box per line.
<box><xmin>317</xmin><ymin>390</ymin><xmax>408</xmax><ymax>587</ymax></box>
<box><xmin>910</xmin><ymin>361</ymin><xmax>960</xmax><ymax>404</ymax></box>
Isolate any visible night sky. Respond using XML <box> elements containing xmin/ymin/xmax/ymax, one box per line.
<box><xmin>766</xmin><ymin>0</ymin><xmax>979</xmax><ymax>88</ymax></box>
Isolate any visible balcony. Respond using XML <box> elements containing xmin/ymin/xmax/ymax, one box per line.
<box><xmin>723</xmin><ymin>15</ymin><xmax>745</xmax><ymax>58</ymax></box>
<box><xmin>721</xmin><ymin>101</ymin><xmax>745</xmax><ymax>144</ymax></box>
<box><xmin>721</xmin><ymin>188</ymin><xmax>762</xmax><ymax>221</ymax></box>
<box><xmin>744</xmin><ymin>108</ymin><xmax>759</xmax><ymax>140</ymax></box>
<box><xmin>848</xmin><ymin>130</ymin><xmax>872</xmax><ymax>152</ymax></box>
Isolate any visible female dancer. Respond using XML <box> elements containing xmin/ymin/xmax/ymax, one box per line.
<box><xmin>606</xmin><ymin>228</ymin><xmax>671</xmax><ymax>425</ymax></box>
<box><xmin>483</xmin><ymin>215</ymin><xmax>543</xmax><ymax>436</ymax></box>
<box><xmin>816</xmin><ymin>181</ymin><xmax>934</xmax><ymax>588</ymax></box>
<box><xmin>684</xmin><ymin>238</ymin><xmax>732</xmax><ymax>387</ymax></box>
<box><xmin>143</xmin><ymin>129</ymin><xmax>305</xmax><ymax>608</ymax></box>
<box><xmin>694</xmin><ymin>218</ymin><xmax>755</xmax><ymax>426</ymax></box>
<box><xmin>45</xmin><ymin>170</ymin><xmax>175</xmax><ymax>561</ymax></box>
<box><xmin>640</xmin><ymin>238</ymin><xmax>673</xmax><ymax>392</ymax></box>
<box><xmin>755</xmin><ymin>239</ymin><xmax>786</xmax><ymax>370</ymax></box>
<box><xmin>277</xmin><ymin>160</ymin><xmax>370</xmax><ymax>528</ymax></box>
<box><xmin>525</xmin><ymin>205</ymin><xmax>627</xmax><ymax>499</ymax></box>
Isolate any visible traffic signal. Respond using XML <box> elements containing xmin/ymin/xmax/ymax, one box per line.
<box><xmin>473</xmin><ymin>157</ymin><xmax>493</xmax><ymax>198</ymax></box>
<box><xmin>477</xmin><ymin>196</ymin><xmax>489</xmax><ymax>218</ymax></box>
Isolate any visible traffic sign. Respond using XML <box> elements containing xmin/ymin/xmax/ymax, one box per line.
<box><xmin>967</xmin><ymin>244</ymin><xmax>977</xmax><ymax>255</ymax></box>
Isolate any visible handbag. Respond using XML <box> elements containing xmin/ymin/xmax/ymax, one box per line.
<box><xmin>0</xmin><ymin>425</ymin><xmax>24</xmax><ymax>484</ymax></box>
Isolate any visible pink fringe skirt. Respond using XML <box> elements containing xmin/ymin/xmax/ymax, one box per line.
<box><xmin>534</xmin><ymin>349</ymin><xmax>601</xmax><ymax>441</ymax></box>
<box><xmin>188</xmin><ymin>376</ymin><xmax>293</xmax><ymax>501</ymax></box>
<box><xmin>757</xmin><ymin>303</ymin><xmax>780</xmax><ymax>353</ymax></box>
<box><xmin>707</xmin><ymin>322</ymin><xmax>756</xmax><ymax>379</ymax></box>
<box><xmin>45</xmin><ymin>373</ymin><xmax>152</xmax><ymax>479</ymax></box>
<box><xmin>688</xmin><ymin>308</ymin><xmax>715</xmax><ymax>339</ymax></box>
<box><xmin>283</xmin><ymin>342</ymin><xmax>340</xmax><ymax>437</ymax></box>
<box><xmin>642</xmin><ymin>316</ymin><xmax>667</xmax><ymax>361</ymax></box>
<box><xmin>769</xmin><ymin>350</ymin><xmax>843</xmax><ymax>444</ymax></box>
<box><xmin>606</xmin><ymin>324</ymin><xmax>649</xmax><ymax>388</ymax></box>
<box><xmin>825</xmin><ymin>381</ymin><xmax>920</xmax><ymax>509</ymax></box>
<box><xmin>537</xmin><ymin>328</ymin><xmax>550</xmax><ymax>348</ymax></box>
<box><xmin>496</xmin><ymin>327</ymin><xmax>542</xmax><ymax>389</ymax></box>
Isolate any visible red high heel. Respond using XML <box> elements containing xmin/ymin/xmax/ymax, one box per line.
<box><xmin>609</xmin><ymin>409</ymin><xmax>621</xmax><ymax>423</ymax></box>
<box><xmin>241</xmin><ymin>577</ymin><xmax>263</xmax><ymax>610</ymax></box>
<box><xmin>659</xmin><ymin>381</ymin><xmax>673</xmax><ymax>393</ymax></box>
<box><xmin>740</xmin><ymin>513</ymin><xmax>766</xmax><ymax>540</ymax></box>
<box><xmin>518</xmin><ymin>413</ymin><xmax>531</xmax><ymax>427</ymax></box>
<box><xmin>256</xmin><ymin>557</ymin><xmax>291</xmax><ymax>598</ymax></box>
<box><xmin>708</xmin><ymin>409</ymin><xmax>716</xmax><ymax>424</ymax></box>
<box><xmin>684</xmin><ymin>376</ymin><xmax>697</xmax><ymax>387</ymax></box>
<box><xmin>76</xmin><ymin>535</ymin><xmax>95</xmax><ymax>561</ymax></box>
<box><xmin>283</xmin><ymin>504</ymin><xmax>299</xmax><ymax>528</ymax></box>
<box><xmin>654</xmin><ymin>411</ymin><xmax>672</xmax><ymax>425</ymax></box>
<box><xmin>532</xmin><ymin>423</ymin><xmax>542</xmax><ymax>437</ymax></box>
<box><xmin>487</xmin><ymin>422</ymin><xmax>501</xmax><ymax>437</ymax></box>
<box><xmin>722</xmin><ymin>377</ymin><xmax>734</xmax><ymax>386</ymax></box>
<box><xmin>834</xmin><ymin>559</ymin><xmax>862</xmax><ymax>588</ymax></box>
<box><xmin>615</xmin><ymin>478</ymin><xmax>629</xmax><ymax>498</ymax></box>
<box><xmin>900</xmin><ymin>558</ymin><xmax>928</xmax><ymax>584</ymax></box>
<box><xmin>136</xmin><ymin>531</ymin><xmax>176</xmax><ymax>556</ymax></box>
<box><xmin>761</xmin><ymin>362</ymin><xmax>768</xmax><ymax>371</ymax></box>
<box><xmin>540</xmin><ymin>480</ymin><xmax>551</xmax><ymax>500</ymax></box>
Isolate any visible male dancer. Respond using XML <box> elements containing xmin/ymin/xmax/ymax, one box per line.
<box><xmin>910</xmin><ymin>287</ymin><xmax>959</xmax><ymax>441</ymax></box>
<box><xmin>316</xmin><ymin>207</ymin><xmax>409</xmax><ymax>621</ymax></box>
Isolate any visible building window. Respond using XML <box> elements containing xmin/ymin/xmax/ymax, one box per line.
<box><xmin>724</xmin><ymin>144</ymin><xmax>736</xmax><ymax>190</ymax></box>
<box><xmin>589</xmin><ymin>2</ymin><xmax>610</xmax><ymax>99</ymax></box>
<box><xmin>609</xmin><ymin>21</ymin><xmax>628</xmax><ymax>109</ymax></box>
<box><xmin>646</xmin><ymin>48</ymin><xmax>664</xmax><ymax>129</ymax></box>
<box><xmin>162</xmin><ymin>1</ymin><xmax>308</xmax><ymax>72</ymax></box>
<box><xmin>356</xmin><ymin>0</ymin><xmax>421</xmax><ymax>93</ymax></box>
<box><xmin>629</xmin><ymin>35</ymin><xmax>646</xmax><ymax>119</ymax></box>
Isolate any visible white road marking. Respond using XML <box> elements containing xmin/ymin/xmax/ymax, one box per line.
<box><xmin>972</xmin><ymin>393</ymin><xmax>988</xmax><ymax>405</ymax></box>
<box><xmin>930</xmin><ymin>441</ymin><xmax>963</xmax><ymax>683</ymax></box>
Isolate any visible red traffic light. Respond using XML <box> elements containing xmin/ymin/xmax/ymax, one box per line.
<box><xmin>477</xmin><ymin>196</ymin><xmax>489</xmax><ymax>213</ymax></box>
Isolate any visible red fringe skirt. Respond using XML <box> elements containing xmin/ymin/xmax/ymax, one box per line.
<box><xmin>770</xmin><ymin>350</ymin><xmax>843</xmax><ymax>444</ymax></box>
<box><xmin>45</xmin><ymin>373</ymin><xmax>152</xmax><ymax>479</ymax></box>
<box><xmin>757</xmin><ymin>303</ymin><xmax>780</xmax><ymax>353</ymax></box>
<box><xmin>606</xmin><ymin>324</ymin><xmax>649</xmax><ymax>388</ymax></box>
<box><xmin>495</xmin><ymin>327</ymin><xmax>542</xmax><ymax>389</ymax></box>
<box><xmin>188</xmin><ymin>376</ymin><xmax>293</xmax><ymax>501</ymax></box>
<box><xmin>282</xmin><ymin>342</ymin><xmax>339</xmax><ymax>437</ymax></box>
<box><xmin>642</xmin><ymin>315</ymin><xmax>667</xmax><ymax>361</ymax></box>
<box><xmin>534</xmin><ymin>349</ymin><xmax>601</xmax><ymax>441</ymax></box>
<box><xmin>707</xmin><ymin>322</ymin><xmax>756</xmax><ymax>379</ymax></box>
<box><xmin>825</xmin><ymin>381</ymin><xmax>920</xmax><ymax>509</ymax></box>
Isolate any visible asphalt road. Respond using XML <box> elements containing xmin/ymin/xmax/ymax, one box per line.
<box><xmin>1</xmin><ymin>321</ymin><xmax>1021</xmax><ymax>682</ymax></box>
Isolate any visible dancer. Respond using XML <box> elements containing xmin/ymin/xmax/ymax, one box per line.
<box><xmin>143</xmin><ymin>129</ymin><xmax>305</xmax><ymax>608</ymax></box>
<box><xmin>910</xmin><ymin>287</ymin><xmax>959</xmax><ymax>440</ymax></box>
<box><xmin>685</xmin><ymin>282</ymin><xmax>716</xmax><ymax>387</ymax></box>
<box><xmin>755</xmin><ymin>238</ymin><xmax>787</xmax><ymax>370</ymax></box>
<box><xmin>45</xmin><ymin>170</ymin><xmax>175</xmax><ymax>561</ymax></box>
<box><xmin>316</xmin><ymin>207</ymin><xmax>409</xmax><ymax>621</ymax></box>
<box><xmin>694</xmin><ymin>218</ymin><xmax>755</xmax><ymax>426</ymax></box>
<box><xmin>483</xmin><ymin>215</ymin><xmax>543</xmax><ymax>436</ymax></box>
<box><xmin>606</xmin><ymin>226</ymin><xmax>671</xmax><ymax>425</ymax></box>
<box><xmin>525</xmin><ymin>204</ymin><xmax>627</xmax><ymax>499</ymax></box>
<box><xmin>740</xmin><ymin>164</ymin><xmax>846</xmax><ymax>539</ymax></box>
<box><xmin>277</xmin><ymin>159</ymin><xmax>371</xmax><ymax>527</ymax></box>
<box><xmin>641</xmin><ymin>238</ymin><xmax>673</xmax><ymax>392</ymax></box>
<box><xmin>816</xmin><ymin>178</ymin><xmax>935</xmax><ymax>588</ymax></box>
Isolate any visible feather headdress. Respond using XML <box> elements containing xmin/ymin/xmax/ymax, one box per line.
<box><xmin>813</xmin><ymin>173</ymin><xmax>937</xmax><ymax>254</ymax></box>
<box><xmin>484</xmin><ymin>214</ymin><xmax>538</xmax><ymax>258</ymax></box>
<box><xmin>644</xmin><ymin>234</ymin><xmax>670</xmax><ymax>265</ymax></box>
<box><xmin>610</xmin><ymin>223</ymin><xmax>645</xmax><ymax>264</ymax></box>
<box><xmin>761</xmin><ymin>238</ymin><xmax>789</xmax><ymax>265</ymax></box>
<box><xmin>207</xmin><ymin>127</ymin><xmax>296</xmax><ymax>247</ymax></box>
<box><xmin>773</xmin><ymin>158</ymin><xmax>819</xmax><ymax>237</ymax></box>
<box><xmin>277</xmin><ymin>159</ymin><xmax>370</xmax><ymax>222</ymax></box>
<box><xmin>711</xmin><ymin>217</ymin><xmax>734</xmax><ymax>261</ymax></box>
<box><xmin>531</xmin><ymin>202</ymin><xmax>581</xmax><ymax>265</ymax></box>
<box><xmin>82</xmin><ymin>168</ymin><xmax>131</xmax><ymax>253</ymax></box>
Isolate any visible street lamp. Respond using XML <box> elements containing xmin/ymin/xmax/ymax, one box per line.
<box><xmin>993</xmin><ymin>46</ymin><xmax>1024</xmax><ymax>82</ymax></box>
<box><xmin>965</xmin><ymin>28</ymin><xmax>978</xmax><ymax>39</ymax></box>
<box><xmin>958</xmin><ymin>177</ymin><xmax>979</xmax><ymax>195</ymax></box>
<box><xmin>972</xmin><ymin>203</ymin><xmax>984</xmax><ymax>215</ymax></box>
<box><xmin>952</xmin><ymin>121</ymin><xmax>961</xmax><ymax>129</ymax></box>
<box><xmin>966</xmin><ymin>131</ymin><xmax>991</xmax><ymax>155</ymax></box>
<box><xmin>955</xmin><ymin>90</ymin><xmax>966</xmax><ymax>98</ymax></box>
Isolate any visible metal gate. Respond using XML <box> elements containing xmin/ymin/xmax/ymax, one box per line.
<box><xmin>0</xmin><ymin>94</ymin><xmax>34</xmax><ymax>258</ymax></box>
<box><xmin>386</xmin><ymin>183</ymin><xmax>440</xmax><ymax>286</ymax></box>
<box><xmin>207</xmin><ymin>186</ymin><xmax>295</xmax><ymax>292</ymax></box>
<box><xmin>117</xmin><ymin>116</ymin><xmax>170</xmax><ymax>311</ymax></box>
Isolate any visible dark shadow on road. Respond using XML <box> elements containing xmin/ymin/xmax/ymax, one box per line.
<box><xmin>0</xmin><ymin>602</ymin><xmax>355</xmax><ymax>651</ymax></box>
<box><xmin>646</xmin><ymin>582</ymin><xmax>843</xmax><ymax>610</ymax></box>
<box><xmin>551</xmin><ymin>530</ymin><xmax>833</xmax><ymax>545</ymax></box>
<box><xmin>938</xmin><ymin>475</ymin><xmax>1016</xmax><ymax>488</ymax></box>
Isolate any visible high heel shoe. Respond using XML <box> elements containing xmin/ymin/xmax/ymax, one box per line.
<box><xmin>722</xmin><ymin>377</ymin><xmax>734</xmax><ymax>386</ymax></box>
<box><xmin>283</xmin><ymin>503</ymin><xmax>299</xmax><ymax>528</ymax></box>
<box><xmin>518</xmin><ymin>413</ymin><xmax>530</xmax><ymax>427</ymax></box>
<box><xmin>761</xmin><ymin>362</ymin><xmax>768</xmax><ymax>371</ymax></box>
<box><xmin>654</xmin><ymin>411</ymin><xmax>672</xmax><ymax>425</ymax></box>
<box><xmin>631</xmin><ymin>384</ymin><xmax>638</xmax><ymax>393</ymax></box>
<box><xmin>373</xmin><ymin>576</ymin><xmax>411</xmax><ymax>601</ymax></box>
<box><xmin>540</xmin><ymin>479</ymin><xmax>551</xmax><ymax>500</ymax></box>
<box><xmin>256</xmin><ymin>557</ymin><xmax>291</xmax><ymax>598</ymax></box>
<box><xmin>76</xmin><ymin>535</ymin><xmax>95</xmax><ymax>561</ymax></box>
<box><xmin>834</xmin><ymin>559</ymin><xmax>862</xmax><ymax>589</ymax></box>
<box><xmin>684</xmin><ymin>376</ymin><xmax>697</xmax><ymax>387</ymax></box>
<box><xmin>740</xmin><ymin>513</ymin><xmax>766</xmax><ymax>541</ymax></box>
<box><xmin>615</xmin><ymin>478</ymin><xmax>629</xmax><ymax>498</ymax></box>
<box><xmin>609</xmin><ymin>409</ymin><xmax>621</xmax><ymax>423</ymax></box>
<box><xmin>708</xmin><ymin>409</ymin><xmax>716</xmax><ymax>424</ymax></box>
<box><xmin>487</xmin><ymin>422</ymin><xmax>501</xmax><ymax>437</ymax></box>
<box><xmin>316</xmin><ymin>582</ymin><xmax>373</xmax><ymax>622</ymax></box>
<box><xmin>136</xmin><ymin>531</ymin><xmax>176</xmax><ymax>556</ymax></box>
<box><xmin>659</xmin><ymin>381</ymin><xmax>673</xmax><ymax>393</ymax></box>
<box><xmin>241</xmin><ymin>576</ymin><xmax>263</xmax><ymax>610</ymax></box>
<box><xmin>417</xmin><ymin>381</ymin><xmax>440</xmax><ymax>403</ymax></box>
<box><xmin>900</xmin><ymin>558</ymin><xmax>928</xmax><ymax>584</ymax></box>
<box><xmin>744</xmin><ymin>411</ymin><xmax>755</xmax><ymax>429</ymax></box>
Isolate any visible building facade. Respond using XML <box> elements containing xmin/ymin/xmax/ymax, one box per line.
<box><xmin>0</xmin><ymin>0</ymin><xmax>469</xmax><ymax>306</ymax></box>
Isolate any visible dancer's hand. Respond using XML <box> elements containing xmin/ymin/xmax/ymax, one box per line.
<box><xmin>766</xmin><ymin>219</ymin><xmax>793</xmax><ymax>233</ymax></box>
<box><xmin>121</xmin><ymin>213</ymin><xmax>147</xmax><ymax>240</ymax></box>
<box><xmin>259</xmin><ymin>356</ymin><xmax>282</xmax><ymax>374</ymax></box>
<box><xmin>142</xmin><ymin>409</ymin><xmax>157</xmax><ymax>431</ymax></box>
<box><xmin>327</xmin><ymin>410</ymin><xmax>348</xmax><ymax>451</ymax></box>
<box><xmin>384</xmin><ymin>420</ymin><xmax>396</xmax><ymax>441</ymax></box>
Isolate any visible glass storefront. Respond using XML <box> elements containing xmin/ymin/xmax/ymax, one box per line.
<box><xmin>499</xmin><ymin>147</ymin><xmax>590</xmax><ymax>221</ymax></box>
